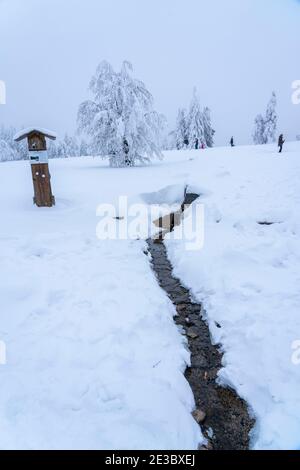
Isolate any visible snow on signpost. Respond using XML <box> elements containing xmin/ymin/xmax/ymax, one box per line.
<box><xmin>14</xmin><ymin>128</ymin><xmax>56</xmax><ymax>207</ymax></box>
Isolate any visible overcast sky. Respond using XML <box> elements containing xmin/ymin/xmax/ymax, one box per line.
<box><xmin>0</xmin><ymin>0</ymin><xmax>299</xmax><ymax>145</ymax></box>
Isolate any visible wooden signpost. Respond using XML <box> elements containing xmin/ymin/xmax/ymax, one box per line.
<box><xmin>14</xmin><ymin>128</ymin><xmax>56</xmax><ymax>207</ymax></box>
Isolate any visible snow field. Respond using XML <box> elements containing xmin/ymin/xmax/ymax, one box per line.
<box><xmin>1</xmin><ymin>141</ymin><xmax>300</xmax><ymax>449</ymax></box>
<box><xmin>0</xmin><ymin>157</ymin><xmax>202</xmax><ymax>449</ymax></box>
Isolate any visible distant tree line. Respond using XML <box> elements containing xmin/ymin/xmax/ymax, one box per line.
<box><xmin>0</xmin><ymin>61</ymin><xmax>288</xmax><ymax>166</ymax></box>
<box><xmin>0</xmin><ymin>125</ymin><xmax>91</xmax><ymax>163</ymax></box>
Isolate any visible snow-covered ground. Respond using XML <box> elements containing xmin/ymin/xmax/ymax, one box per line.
<box><xmin>0</xmin><ymin>141</ymin><xmax>300</xmax><ymax>449</ymax></box>
<box><xmin>0</xmin><ymin>157</ymin><xmax>201</xmax><ymax>450</ymax></box>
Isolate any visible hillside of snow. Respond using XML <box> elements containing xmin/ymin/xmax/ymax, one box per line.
<box><xmin>0</xmin><ymin>141</ymin><xmax>300</xmax><ymax>449</ymax></box>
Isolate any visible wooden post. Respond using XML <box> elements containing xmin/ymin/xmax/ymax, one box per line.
<box><xmin>14</xmin><ymin>128</ymin><xmax>56</xmax><ymax>207</ymax></box>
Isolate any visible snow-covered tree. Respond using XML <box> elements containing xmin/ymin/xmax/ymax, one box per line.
<box><xmin>78</xmin><ymin>60</ymin><xmax>164</xmax><ymax>167</ymax></box>
<box><xmin>187</xmin><ymin>89</ymin><xmax>205</xmax><ymax>149</ymax></box>
<box><xmin>53</xmin><ymin>134</ymin><xmax>79</xmax><ymax>159</ymax></box>
<box><xmin>47</xmin><ymin>140</ymin><xmax>58</xmax><ymax>159</ymax></box>
<box><xmin>263</xmin><ymin>91</ymin><xmax>277</xmax><ymax>143</ymax></box>
<box><xmin>0</xmin><ymin>125</ymin><xmax>85</xmax><ymax>162</ymax></box>
<box><xmin>0</xmin><ymin>139</ymin><xmax>17</xmax><ymax>162</ymax></box>
<box><xmin>253</xmin><ymin>114</ymin><xmax>266</xmax><ymax>145</ymax></box>
<box><xmin>252</xmin><ymin>92</ymin><xmax>278</xmax><ymax>145</ymax></box>
<box><xmin>79</xmin><ymin>139</ymin><xmax>90</xmax><ymax>156</ymax></box>
<box><xmin>171</xmin><ymin>93</ymin><xmax>215</xmax><ymax>150</ymax></box>
<box><xmin>0</xmin><ymin>125</ymin><xmax>27</xmax><ymax>161</ymax></box>
<box><xmin>62</xmin><ymin>134</ymin><xmax>79</xmax><ymax>158</ymax></box>
<box><xmin>203</xmin><ymin>107</ymin><xmax>215</xmax><ymax>148</ymax></box>
<box><xmin>48</xmin><ymin>134</ymin><xmax>88</xmax><ymax>159</ymax></box>
<box><xmin>162</xmin><ymin>130</ymin><xmax>176</xmax><ymax>151</ymax></box>
<box><xmin>174</xmin><ymin>108</ymin><xmax>188</xmax><ymax>149</ymax></box>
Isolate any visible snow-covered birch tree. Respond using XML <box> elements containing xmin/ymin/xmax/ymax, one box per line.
<box><xmin>78</xmin><ymin>61</ymin><xmax>164</xmax><ymax>167</ymax></box>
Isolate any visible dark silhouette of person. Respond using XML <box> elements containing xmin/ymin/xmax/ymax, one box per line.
<box><xmin>195</xmin><ymin>138</ymin><xmax>199</xmax><ymax>150</ymax></box>
<box><xmin>123</xmin><ymin>138</ymin><xmax>132</xmax><ymax>166</ymax></box>
<box><xmin>278</xmin><ymin>134</ymin><xmax>285</xmax><ymax>153</ymax></box>
<box><xmin>230</xmin><ymin>137</ymin><xmax>235</xmax><ymax>147</ymax></box>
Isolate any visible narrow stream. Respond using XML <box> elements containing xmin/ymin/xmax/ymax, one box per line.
<box><xmin>147</xmin><ymin>194</ymin><xmax>254</xmax><ymax>450</ymax></box>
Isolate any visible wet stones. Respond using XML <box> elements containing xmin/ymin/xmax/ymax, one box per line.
<box><xmin>147</xmin><ymin>235</ymin><xmax>254</xmax><ymax>450</ymax></box>
<box><xmin>193</xmin><ymin>409</ymin><xmax>207</xmax><ymax>424</ymax></box>
<box><xmin>187</xmin><ymin>328</ymin><xmax>199</xmax><ymax>340</ymax></box>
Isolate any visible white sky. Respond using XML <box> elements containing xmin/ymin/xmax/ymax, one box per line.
<box><xmin>0</xmin><ymin>0</ymin><xmax>299</xmax><ymax>145</ymax></box>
